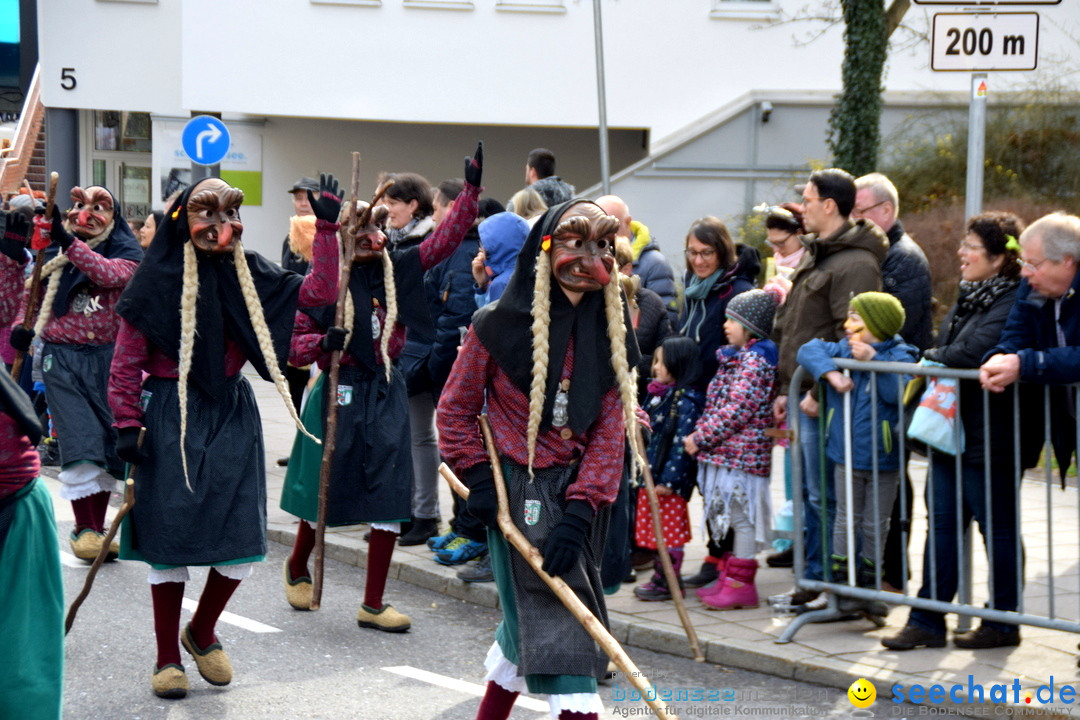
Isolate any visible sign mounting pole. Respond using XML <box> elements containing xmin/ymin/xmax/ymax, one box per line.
<box><xmin>965</xmin><ymin>73</ymin><xmax>988</xmax><ymax>219</ymax></box>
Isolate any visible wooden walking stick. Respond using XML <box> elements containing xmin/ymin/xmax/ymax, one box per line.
<box><xmin>310</xmin><ymin>161</ymin><xmax>396</xmax><ymax>609</ymax></box>
<box><xmin>11</xmin><ymin>171</ymin><xmax>58</xmax><ymax>380</ymax></box>
<box><xmin>634</xmin><ymin>424</ymin><xmax>704</xmax><ymax>662</ymax></box>
<box><xmin>65</xmin><ymin>427</ymin><xmax>145</xmax><ymax>634</ymax></box>
<box><xmin>437</xmin><ymin>415</ymin><xmax>679</xmax><ymax>720</ymax></box>
<box><xmin>311</xmin><ymin>153</ymin><xmax>362</xmax><ymax>610</ymax></box>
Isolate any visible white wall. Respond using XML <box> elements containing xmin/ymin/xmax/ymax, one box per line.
<box><xmin>39</xmin><ymin>0</ymin><xmax>1078</xmax><ymax>146</ymax></box>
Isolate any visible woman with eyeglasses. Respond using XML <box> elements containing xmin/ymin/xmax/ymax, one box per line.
<box><xmin>882</xmin><ymin>211</ymin><xmax>1033</xmax><ymax>652</ymax></box>
<box><xmin>678</xmin><ymin>217</ymin><xmax>760</xmax><ymax>590</ymax></box>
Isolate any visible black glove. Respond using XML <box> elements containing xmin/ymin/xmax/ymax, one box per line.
<box><xmin>0</xmin><ymin>211</ymin><xmax>31</xmax><ymax>262</ymax></box>
<box><xmin>9</xmin><ymin>326</ymin><xmax>34</xmax><ymax>352</ymax></box>
<box><xmin>541</xmin><ymin>500</ymin><xmax>593</xmax><ymax>577</ymax></box>
<box><xmin>36</xmin><ymin>206</ymin><xmax>74</xmax><ymax>251</ymax></box>
<box><xmin>320</xmin><ymin>326</ymin><xmax>348</xmax><ymax>352</ymax></box>
<box><xmin>115</xmin><ymin>426</ymin><xmax>148</xmax><ymax>466</ymax></box>
<box><xmin>465</xmin><ymin>463</ymin><xmax>499</xmax><ymax>529</ymax></box>
<box><xmin>307</xmin><ymin>173</ymin><xmax>344</xmax><ymax>224</ymax></box>
<box><xmin>464</xmin><ymin>141</ymin><xmax>483</xmax><ymax>188</ymax></box>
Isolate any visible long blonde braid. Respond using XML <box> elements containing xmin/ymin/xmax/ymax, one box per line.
<box><xmin>604</xmin><ymin>273</ymin><xmax>641</xmax><ymax>478</ymax></box>
<box><xmin>176</xmin><ymin>241</ymin><xmax>199</xmax><ymax>491</ymax></box>
<box><xmin>232</xmin><ymin>242</ymin><xmax>320</xmax><ymax>444</ymax></box>
<box><xmin>525</xmin><ymin>250</ymin><xmax>553</xmax><ymax>477</ymax></box>
<box><xmin>30</xmin><ymin>221</ymin><xmax>114</xmax><ymax>336</ymax></box>
<box><xmin>379</xmin><ymin>250</ymin><xmax>397</xmax><ymax>382</ymax></box>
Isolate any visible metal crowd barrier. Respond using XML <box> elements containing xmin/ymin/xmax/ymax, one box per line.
<box><xmin>776</xmin><ymin>358</ymin><xmax>1080</xmax><ymax>644</ymax></box>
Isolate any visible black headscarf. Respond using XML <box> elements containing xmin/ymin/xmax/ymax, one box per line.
<box><xmin>471</xmin><ymin>200</ymin><xmax>640</xmax><ymax>435</ymax></box>
<box><xmin>48</xmin><ymin>187</ymin><xmax>144</xmax><ymax>318</ymax></box>
<box><xmin>115</xmin><ymin>179</ymin><xmax>302</xmax><ymax>401</ymax></box>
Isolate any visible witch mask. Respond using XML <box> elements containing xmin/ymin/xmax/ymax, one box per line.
<box><xmin>187</xmin><ymin>178</ymin><xmax>244</xmax><ymax>254</ymax></box>
<box><xmin>548</xmin><ymin>203</ymin><xmax>618</xmax><ymax>294</ymax></box>
<box><xmin>67</xmin><ymin>186</ymin><xmax>115</xmax><ymax>239</ymax></box>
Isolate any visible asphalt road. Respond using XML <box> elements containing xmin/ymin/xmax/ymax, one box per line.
<box><xmin>56</xmin><ymin>511</ymin><xmax>910</xmax><ymax>720</ymax></box>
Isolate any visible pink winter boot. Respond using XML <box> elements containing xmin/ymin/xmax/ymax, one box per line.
<box><xmin>702</xmin><ymin>557</ymin><xmax>758</xmax><ymax>610</ymax></box>
<box><xmin>696</xmin><ymin>553</ymin><xmax>729</xmax><ymax>600</ymax></box>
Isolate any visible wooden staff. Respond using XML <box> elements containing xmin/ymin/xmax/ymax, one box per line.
<box><xmin>65</xmin><ymin>427</ymin><xmax>145</xmax><ymax>634</ymax></box>
<box><xmin>437</xmin><ymin>415</ymin><xmax>679</xmax><ymax>720</ymax></box>
<box><xmin>633</xmin><ymin>425</ymin><xmax>704</xmax><ymax>662</ymax></box>
<box><xmin>10</xmin><ymin>171</ymin><xmax>58</xmax><ymax>380</ymax></box>
<box><xmin>311</xmin><ymin>154</ymin><xmax>363</xmax><ymax>610</ymax></box>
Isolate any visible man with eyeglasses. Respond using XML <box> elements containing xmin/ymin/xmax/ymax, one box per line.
<box><xmin>853</xmin><ymin>172</ymin><xmax>933</xmax><ymax>595</ymax></box>
<box><xmin>772</xmin><ymin>168</ymin><xmax>889</xmax><ymax>605</ymax></box>
<box><xmin>982</xmin><ymin>213</ymin><xmax>1080</xmax><ymax>502</ymax></box>
<box><xmin>853</xmin><ymin>173</ymin><xmax>932</xmax><ymax>351</ymax></box>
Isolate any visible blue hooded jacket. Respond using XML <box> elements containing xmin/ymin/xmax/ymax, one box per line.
<box><xmin>475</xmin><ymin>212</ymin><xmax>529</xmax><ymax>306</ymax></box>
<box><xmin>796</xmin><ymin>335</ymin><xmax>917</xmax><ymax>470</ymax></box>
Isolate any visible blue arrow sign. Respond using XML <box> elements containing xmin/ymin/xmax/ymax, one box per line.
<box><xmin>182</xmin><ymin>115</ymin><xmax>231</xmax><ymax>166</ymax></box>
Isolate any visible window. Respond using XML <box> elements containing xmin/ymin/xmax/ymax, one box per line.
<box><xmin>710</xmin><ymin>0</ymin><xmax>779</xmax><ymax>21</ymax></box>
<box><xmin>403</xmin><ymin>0</ymin><xmax>474</xmax><ymax>9</ymax></box>
<box><xmin>496</xmin><ymin>0</ymin><xmax>565</xmax><ymax>13</ymax></box>
<box><xmin>93</xmin><ymin>111</ymin><xmax>152</xmax><ymax>153</ymax></box>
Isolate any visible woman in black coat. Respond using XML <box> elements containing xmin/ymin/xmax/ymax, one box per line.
<box><xmin>883</xmin><ymin>211</ymin><xmax>1031</xmax><ymax>652</ymax></box>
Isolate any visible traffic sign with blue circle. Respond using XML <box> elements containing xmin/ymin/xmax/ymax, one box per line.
<box><xmin>182</xmin><ymin>115</ymin><xmax>231</xmax><ymax>166</ymax></box>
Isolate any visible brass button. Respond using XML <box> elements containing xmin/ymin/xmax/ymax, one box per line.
<box><xmin>560</xmin><ymin>428</ymin><xmax>573</xmax><ymax>440</ymax></box>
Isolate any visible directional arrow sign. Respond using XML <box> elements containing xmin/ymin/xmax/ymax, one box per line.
<box><xmin>182</xmin><ymin>115</ymin><xmax>231</xmax><ymax>166</ymax></box>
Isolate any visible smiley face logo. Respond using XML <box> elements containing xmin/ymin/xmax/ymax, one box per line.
<box><xmin>848</xmin><ymin>678</ymin><xmax>876</xmax><ymax>708</ymax></box>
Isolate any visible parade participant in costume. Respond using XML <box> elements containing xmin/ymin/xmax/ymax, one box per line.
<box><xmin>8</xmin><ymin>186</ymin><xmax>143</xmax><ymax>561</ymax></box>
<box><xmin>279</xmin><ymin>144</ymin><xmax>482</xmax><ymax>630</ymax></box>
<box><xmin>0</xmin><ymin>209</ymin><xmax>63</xmax><ymax>720</ymax></box>
<box><xmin>438</xmin><ymin>199</ymin><xmax>640</xmax><ymax>720</ymax></box>
<box><xmin>108</xmin><ymin>176</ymin><xmax>339</xmax><ymax>699</ymax></box>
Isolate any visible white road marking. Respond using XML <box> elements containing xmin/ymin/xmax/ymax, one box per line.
<box><xmin>382</xmin><ymin>665</ymin><xmax>550</xmax><ymax>713</ymax></box>
<box><xmin>59</xmin><ymin>551</ymin><xmax>87</xmax><ymax>568</ymax></box>
<box><xmin>180</xmin><ymin>598</ymin><xmax>281</xmax><ymax>633</ymax></box>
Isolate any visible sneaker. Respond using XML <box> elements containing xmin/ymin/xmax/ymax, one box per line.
<box><xmin>952</xmin><ymin>624</ymin><xmax>1020</xmax><ymax>649</ymax></box>
<box><xmin>398</xmin><ymin>518</ymin><xmax>439</xmax><ymax>547</ymax></box>
<box><xmin>427</xmin><ymin>530</ymin><xmax>460</xmax><ymax>552</ymax></box>
<box><xmin>435</xmin><ymin>537</ymin><xmax>487</xmax><ymax>566</ymax></box>
<box><xmin>457</xmin><ymin>554</ymin><xmax>494</xmax><ymax>583</ymax></box>
<box><xmin>881</xmin><ymin>623</ymin><xmax>947</xmax><ymax>650</ymax></box>
<box><xmin>356</xmin><ymin>603</ymin><xmax>411</xmax><ymax>633</ymax></box>
<box><xmin>634</xmin><ymin>579</ymin><xmax>675</xmax><ymax>602</ymax></box>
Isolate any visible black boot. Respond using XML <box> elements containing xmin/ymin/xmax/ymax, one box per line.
<box><xmin>398</xmin><ymin>518</ymin><xmax>439</xmax><ymax>546</ymax></box>
<box><xmin>681</xmin><ymin>556</ymin><xmax>719</xmax><ymax>589</ymax></box>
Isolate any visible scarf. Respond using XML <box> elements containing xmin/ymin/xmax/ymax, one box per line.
<box><xmin>956</xmin><ymin>275</ymin><xmax>1020</xmax><ymax>313</ymax></box>
<box><xmin>680</xmin><ymin>265</ymin><xmax>740</xmax><ymax>339</ymax></box>
<box><xmin>472</xmin><ymin>200</ymin><xmax>640</xmax><ymax>435</ymax></box>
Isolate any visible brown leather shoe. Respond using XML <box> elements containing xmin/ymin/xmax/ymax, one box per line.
<box><xmin>881</xmin><ymin>623</ymin><xmax>947</xmax><ymax>650</ymax></box>
<box><xmin>953</xmin><ymin>624</ymin><xmax>1020</xmax><ymax>650</ymax></box>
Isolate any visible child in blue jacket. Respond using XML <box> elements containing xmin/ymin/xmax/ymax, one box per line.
<box><xmin>796</xmin><ymin>291</ymin><xmax>917</xmax><ymax>586</ymax></box>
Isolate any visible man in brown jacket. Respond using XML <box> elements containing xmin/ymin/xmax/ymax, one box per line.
<box><xmin>771</xmin><ymin>168</ymin><xmax>889</xmax><ymax>600</ymax></box>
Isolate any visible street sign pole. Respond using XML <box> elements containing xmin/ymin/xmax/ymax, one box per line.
<box><xmin>965</xmin><ymin>73</ymin><xmax>987</xmax><ymax>220</ymax></box>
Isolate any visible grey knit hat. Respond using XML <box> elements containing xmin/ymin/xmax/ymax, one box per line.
<box><xmin>726</xmin><ymin>289</ymin><xmax>777</xmax><ymax>339</ymax></box>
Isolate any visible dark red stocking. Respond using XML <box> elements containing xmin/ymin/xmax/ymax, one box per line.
<box><xmin>558</xmin><ymin>713</ymin><xmax>598</xmax><ymax>720</ymax></box>
<box><xmin>289</xmin><ymin>520</ymin><xmax>316</xmax><ymax>580</ymax></box>
<box><xmin>189</xmin><ymin>569</ymin><xmax>241</xmax><ymax>648</ymax></box>
<box><xmin>71</xmin><ymin>495</ymin><xmax>96</xmax><ymax>533</ymax></box>
<box><xmin>475</xmin><ymin>681</ymin><xmax>519</xmax><ymax>720</ymax></box>
<box><xmin>89</xmin><ymin>490</ymin><xmax>111</xmax><ymax>532</ymax></box>
<box><xmin>363</xmin><ymin>528</ymin><xmax>396</xmax><ymax>610</ymax></box>
<box><xmin>151</xmin><ymin>581</ymin><xmax>185</xmax><ymax>668</ymax></box>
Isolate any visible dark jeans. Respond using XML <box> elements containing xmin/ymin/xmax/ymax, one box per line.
<box><xmin>910</xmin><ymin>458</ymin><xmax>1021</xmax><ymax>635</ymax></box>
<box><xmin>799</xmin><ymin>408</ymin><xmax>835</xmax><ymax>581</ymax></box>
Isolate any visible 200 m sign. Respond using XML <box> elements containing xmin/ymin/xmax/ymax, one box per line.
<box><xmin>932</xmin><ymin>13</ymin><xmax>1039</xmax><ymax>72</ymax></box>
